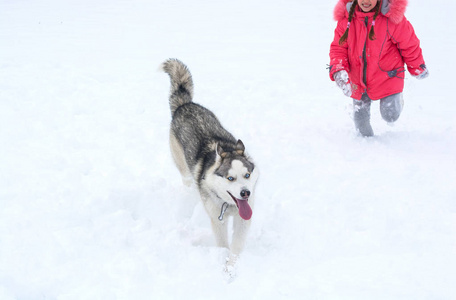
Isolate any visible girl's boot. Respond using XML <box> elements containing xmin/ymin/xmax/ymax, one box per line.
<box><xmin>353</xmin><ymin>96</ymin><xmax>374</xmax><ymax>137</ymax></box>
<box><xmin>380</xmin><ymin>93</ymin><xmax>403</xmax><ymax>123</ymax></box>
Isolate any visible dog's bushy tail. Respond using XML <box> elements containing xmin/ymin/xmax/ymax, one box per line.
<box><xmin>161</xmin><ymin>58</ymin><xmax>194</xmax><ymax>115</ymax></box>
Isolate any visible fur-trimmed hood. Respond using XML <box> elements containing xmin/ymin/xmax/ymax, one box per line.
<box><xmin>333</xmin><ymin>0</ymin><xmax>408</xmax><ymax>24</ymax></box>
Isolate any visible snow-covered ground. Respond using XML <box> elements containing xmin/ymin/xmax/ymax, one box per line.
<box><xmin>1</xmin><ymin>0</ymin><xmax>455</xmax><ymax>298</ymax></box>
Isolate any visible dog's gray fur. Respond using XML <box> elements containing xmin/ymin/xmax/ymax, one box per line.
<box><xmin>161</xmin><ymin>58</ymin><xmax>259</xmax><ymax>259</ymax></box>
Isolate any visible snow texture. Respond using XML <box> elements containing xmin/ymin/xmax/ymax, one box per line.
<box><xmin>1</xmin><ymin>0</ymin><xmax>455</xmax><ymax>299</ymax></box>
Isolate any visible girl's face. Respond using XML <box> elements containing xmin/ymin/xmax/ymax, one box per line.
<box><xmin>358</xmin><ymin>0</ymin><xmax>378</xmax><ymax>12</ymax></box>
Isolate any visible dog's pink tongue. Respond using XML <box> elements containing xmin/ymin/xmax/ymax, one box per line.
<box><xmin>237</xmin><ymin>199</ymin><xmax>252</xmax><ymax>220</ymax></box>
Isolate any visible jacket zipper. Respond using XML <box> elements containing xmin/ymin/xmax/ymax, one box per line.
<box><xmin>362</xmin><ymin>17</ymin><xmax>368</xmax><ymax>88</ymax></box>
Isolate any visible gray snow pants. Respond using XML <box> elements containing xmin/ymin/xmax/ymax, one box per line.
<box><xmin>353</xmin><ymin>93</ymin><xmax>403</xmax><ymax>137</ymax></box>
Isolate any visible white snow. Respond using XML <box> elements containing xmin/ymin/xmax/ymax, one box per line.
<box><xmin>1</xmin><ymin>0</ymin><xmax>455</xmax><ymax>299</ymax></box>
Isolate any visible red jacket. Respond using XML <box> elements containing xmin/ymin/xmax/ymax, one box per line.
<box><xmin>329</xmin><ymin>0</ymin><xmax>426</xmax><ymax>100</ymax></box>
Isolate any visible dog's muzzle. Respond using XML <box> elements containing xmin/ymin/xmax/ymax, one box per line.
<box><xmin>228</xmin><ymin>191</ymin><xmax>252</xmax><ymax>220</ymax></box>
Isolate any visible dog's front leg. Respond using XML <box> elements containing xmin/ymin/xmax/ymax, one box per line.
<box><xmin>201</xmin><ymin>194</ymin><xmax>230</xmax><ymax>249</ymax></box>
<box><xmin>224</xmin><ymin>215</ymin><xmax>251</xmax><ymax>278</ymax></box>
<box><xmin>210</xmin><ymin>217</ymin><xmax>229</xmax><ymax>249</ymax></box>
<box><xmin>230</xmin><ymin>216</ymin><xmax>251</xmax><ymax>256</ymax></box>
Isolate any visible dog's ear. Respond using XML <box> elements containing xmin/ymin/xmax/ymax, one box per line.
<box><xmin>235</xmin><ymin>139</ymin><xmax>245</xmax><ymax>156</ymax></box>
<box><xmin>217</xmin><ymin>144</ymin><xmax>228</xmax><ymax>159</ymax></box>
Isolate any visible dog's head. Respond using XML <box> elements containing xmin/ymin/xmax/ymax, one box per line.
<box><xmin>212</xmin><ymin>140</ymin><xmax>259</xmax><ymax>220</ymax></box>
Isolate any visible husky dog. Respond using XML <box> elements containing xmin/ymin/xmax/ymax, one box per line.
<box><xmin>161</xmin><ymin>58</ymin><xmax>259</xmax><ymax>260</ymax></box>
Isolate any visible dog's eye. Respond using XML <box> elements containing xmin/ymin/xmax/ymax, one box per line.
<box><xmin>245</xmin><ymin>173</ymin><xmax>250</xmax><ymax>179</ymax></box>
<box><xmin>227</xmin><ymin>176</ymin><xmax>235</xmax><ymax>181</ymax></box>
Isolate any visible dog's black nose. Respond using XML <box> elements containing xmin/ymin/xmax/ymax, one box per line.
<box><xmin>240</xmin><ymin>189</ymin><xmax>250</xmax><ymax>198</ymax></box>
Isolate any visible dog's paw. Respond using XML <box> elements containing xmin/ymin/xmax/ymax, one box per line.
<box><xmin>222</xmin><ymin>253</ymin><xmax>238</xmax><ymax>282</ymax></box>
<box><xmin>223</xmin><ymin>264</ymin><xmax>237</xmax><ymax>282</ymax></box>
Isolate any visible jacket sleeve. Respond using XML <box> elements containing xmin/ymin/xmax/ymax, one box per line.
<box><xmin>390</xmin><ymin>17</ymin><xmax>426</xmax><ymax>76</ymax></box>
<box><xmin>329</xmin><ymin>20</ymin><xmax>350</xmax><ymax>81</ymax></box>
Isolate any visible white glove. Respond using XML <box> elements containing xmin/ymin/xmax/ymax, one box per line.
<box><xmin>334</xmin><ymin>70</ymin><xmax>352</xmax><ymax>97</ymax></box>
<box><xmin>414</xmin><ymin>68</ymin><xmax>429</xmax><ymax>80</ymax></box>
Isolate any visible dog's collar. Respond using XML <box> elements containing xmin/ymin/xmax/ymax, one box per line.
<box><xmin>218</xmin><ymin>202</ymin><xmax>229</xmax><ymax>221</ymax></box>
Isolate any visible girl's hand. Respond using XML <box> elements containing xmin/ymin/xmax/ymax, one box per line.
<box><xmin>413</xmin><ymin>65</ymin><xmax>429</xmax><ymax>80</ymax></box>
<box><xmin>414</xmin><ymin>68</ymin><xmax>429</xmax><ymax>80</ymax></box>
<box><xmin>334</xmin><ymin>70</ymin><xmax>352</xmax><ymax>97</ymax></box>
